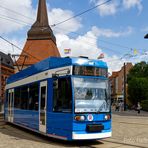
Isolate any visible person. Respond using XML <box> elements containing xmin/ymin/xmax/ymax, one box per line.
<box><xmin>115</xmin><ymin>102</ymin><xmax>119</xmax><ymax>111</ymax></box>
<box><xmin>120</xmin><ymin>101</ymin><xmax>124</xmax><ymax>111</ymax></box>
<box><xmin>137</xmin><ymin>102</ymin><xmax>141</xmax><ymax>114</ymax></box>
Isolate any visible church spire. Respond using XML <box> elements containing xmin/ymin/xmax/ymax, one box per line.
<box><xmin>27</xmin><ymin>0</ymin><xmax>56</xmax><ymax>44</ymax></box>
<box><xmin>33</xmin><ymin>0</ymin><xmax>49</xmax><ymax>27</ymax></box>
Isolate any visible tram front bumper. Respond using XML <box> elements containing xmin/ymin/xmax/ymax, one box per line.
<box><xmin>72</xmin><ymin>131</ymin><xmax>112</xmax><ymax>140</ymax></box>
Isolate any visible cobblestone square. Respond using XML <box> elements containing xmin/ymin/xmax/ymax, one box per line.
<box><xmin>0</xmin><ymin>111</ymin><xmax>148</xmax><ymax>148</ymax></box>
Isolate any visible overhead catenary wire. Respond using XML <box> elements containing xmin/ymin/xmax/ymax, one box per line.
<box><xmin>0</xmin><ymin>13</ymin><xmax>132</xmax><ymax>53</ymax></box>
<box><xmin>0</xmin><ymin>27</ymin><xmax>147</xmax><ymax>64</ymax></box>
<box><xmin>53</xmin><ymin>26</ymin><xmax>134</xmax><ymax>53</ymax></box>
<box><xmin>0</xmin><ymin>34</ymin><xmax>147</xmax><ymax>66</ymax></box>
<box><xmin>0</xmin><ymin>1</ymin><xmax>147</xmax><ymax>62</ymax></box>
<box><xmin>54</xmin><ymin>26</ymin><xmax>147</xmax><ymax>53</ymax></box>
<box><xmin>54</xmin><ymin>28</ymin><xmax>148</xmax><ymax>62</ymax></box>
<box><xmin>0</xmin><ymin>4</ymin><xmax>34</xmax><ymax>21</ymax></box>
<box><xmin>0</xmin><ymin>16</ymin><xmax>27</xmax><ymax>26</ymax></box>
<box><xmin>0</xmin><ymin>0</ymin><xmax>140</xmax><ymax>53</ymax></box>
<box><xmin>53</xmin><ymin>27</ymin><xmax>148</xmax><ymax>56</ymax></box>
<box><xmin>0</xmin><ymin>14</ymin><xmax>32</xmax><ymax>26</ymax></box>
<box><xmin>0</xmin><ymin>13</ymin><xmax>133</xmax><ymax>56</ymax></box>
<box><xmin>0</xmin><ymin>36</ymin><xmax>40</xmax><ymax>62</ymax></box>
<box><xmin>0</xmin><ymin>20</ymin><xmax>147</xmax><ymax>63</ymax></box>
<box><xmin>53</xmin><ymin>28</ymin><xmax>125</xmax><ymax>55</ymax></box>
<box><xmin>51</xmin><ymin>0</ymin><xmax>112</xmax><ymax>27</ymax></box>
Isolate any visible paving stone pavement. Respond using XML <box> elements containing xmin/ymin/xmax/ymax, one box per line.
<box><xmin>0</xmin><ymin>113</ymin><xmax>148</xmax><ymax>148</ymax></box>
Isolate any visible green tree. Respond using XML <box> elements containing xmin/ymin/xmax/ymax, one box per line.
<box><xmin>127</xmin><ymin>62</ymin><xmax>148</xmax><ymax>105</ymax></box>
<box><xmin>128</xmin><ymin>77</ymin><xmax>148</xmax><ymax>104</ymax></box>
<box><xmin>128</xmin><ymin>61</ymin><xmax>148</xmax><ymax>79</ymax></box>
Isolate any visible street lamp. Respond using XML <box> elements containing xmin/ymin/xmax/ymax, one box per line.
<box><xmin>144</xmin><ymin>34</ymin><xmax>148</xmax><ymax>39</ymax></box>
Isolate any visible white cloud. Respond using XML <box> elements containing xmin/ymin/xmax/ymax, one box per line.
<box><xmin>92</xmin><ymin>26</ymin><xmax>133</xmax><ymax>37</ymax></box>
<box><xmin>56</xmin><ymin>31</ymin><xmax>130</xmax><ymax>73</ymax></box>
<box><xmin>123</xmin><ymin>0</ymin><xmax>143</xmax><ymax>13</ymax></box>
<box><xmin>104</xmin><ymin>55</ymin><xmax>125</xmax><ymax>73</ymax></box>
<box><xmin>126</xmin><ymin>52</ymin><xmax>148</xmax><ymax>64</ymax></box>
<box><xmin>56</xmin><ymin>32</ymin><xmax>101</xmax><ymax>59</ymax></box>
<box><xmin>105</xmin><ymin>51</ymin><xmax>148</xmax><ymax>73</ymax></box>
<box><xmin>56</xmin><ymin>26</ymin><xmax>102</xmax><ymax>59</ymax></box>
<box><xmin>0</xmin><ymin>37</ymin><xmax>24</xmax><ymax>55</ymax></box>
<box><xmin>0</xmin><ymin>1</ymin><xmax>82</xmax><ymax>35</ymax></box>
<box><xmin>91</xmin><ymin>0</ymin><xmax>143</xmax><ymax>16</ymax></box>
<box><xmin>48</xmin><ymin>8</ymin><xmax>82</xmax><ymax>34</ymax></box>
<box><xmin>0</xmin><ymin>1</ymin><xmax>143</xmax><ymax>74</ymax></box>
<box><xmin>55</xmin><ymin>25</ymin><xmax>138</xmax><ymax>73</ymax></box>
<box><xmin>0</xmin><ymin>0</ymin><xmax>35</xmax><ymax>34</ymax></box>
<box><xmin>96</xmin><ymin>0</ymin><xmax>118</xmax><ymax>16</ymax></box>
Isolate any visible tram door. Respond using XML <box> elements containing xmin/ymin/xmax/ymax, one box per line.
<box><xmin>8</xmin><ymin>89</ymin><xmax>14</xmax><ymax>122</ymax></box>
<box><xmin>39</xmin><ymin>81</ymin><xmax>47</xmax><ymax>133</ymax></box>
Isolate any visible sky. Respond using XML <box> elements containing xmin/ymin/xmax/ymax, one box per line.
<box><xmin>0</xmin><ymin>0</ymin><xmax>148</xmax><ymax>73</ymax></box>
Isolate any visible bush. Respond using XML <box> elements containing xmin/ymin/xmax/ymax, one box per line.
<box><xmin>141</xmin><ymin>100</ymin><xmax>148</xmax><ymax>111</ymax></box>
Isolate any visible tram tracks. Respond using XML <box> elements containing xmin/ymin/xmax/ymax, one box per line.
<box><xmin>113</xmin><ymin>121</ymin><xmax>148</xmax><ymax>126</ymax></box>
<box><xmin>0</xmin><ymin>122</ymin><xmax>111</xmax><ymax>148</ymax></box>
<box><xmin>0</xmin><ymin>124</ymin><xmax>147</xmax><ymax>148</ymax></box>
<box><xmin>102</xmin><ymin>139</ymin><xmax>148</xmax><ymax>148</ymax></box>
<box><xmin>0</xmin><ymin>117</ymin><xmax>147</xmax><ymax>148</ymax></box>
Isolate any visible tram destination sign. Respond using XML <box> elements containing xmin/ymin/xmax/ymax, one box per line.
<box><xmin>73</xmin><ymin>66</ymin><xmax>107</xmax><ymax>77</ymax></box>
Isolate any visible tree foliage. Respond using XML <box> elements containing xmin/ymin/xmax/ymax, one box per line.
<box><xmin>127</xmin><ymin>61</ymin><xmax>148</xmax><ymax>105</ymax></box>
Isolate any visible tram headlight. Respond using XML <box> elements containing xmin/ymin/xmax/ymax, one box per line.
<box><xmin>75</xmin><ymin>115</ymin><xmax>86</xmax><ymax>121</ymax></box>
<box><xmin>104</xmin><ymin>114</ymin><xmax>111</xmax><ymax>120</ymax></box>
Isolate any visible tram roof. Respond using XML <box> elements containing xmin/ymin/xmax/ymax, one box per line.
<box><xmin>7</xmin><ymin>57</ymin><xmax>107</xmax><ymax>84</ymax></box>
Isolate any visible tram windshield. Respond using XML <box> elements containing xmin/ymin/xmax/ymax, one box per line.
<box><xmin>73</xmin><ymin>77</ymin><xmax>110</xmax><ymax>113</ymax></box>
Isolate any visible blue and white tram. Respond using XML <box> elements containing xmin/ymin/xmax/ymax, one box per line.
<box><xmin>5</xmin><ymin>57</ymin><xmax>111</xmax><ymax>140</ymax></box>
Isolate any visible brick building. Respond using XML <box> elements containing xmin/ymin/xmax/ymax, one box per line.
<box><xmin>15</xmin><ymin>0</ymin><xmax>60</xmax><ymax>72</ymax></box>
<box><xmin>0</xmin><ymin>52</ymin><xmax>14</xmax><ymax>111</ymax></box>
<box><xmin>109</xmin><ymin>63</ymin><xmax>133</xmax><ymax>104</ymax></box>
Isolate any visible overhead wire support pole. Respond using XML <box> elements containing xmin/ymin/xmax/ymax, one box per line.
<box><xmin>124</xmin><ymin>62</ymin><xmax>127</xmax><ymax>111</ymax></box>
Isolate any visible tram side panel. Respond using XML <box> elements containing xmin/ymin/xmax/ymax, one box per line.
<box><xmin>46</xmin><ymin>78</ymin><xmax>73</xmax><ymax>140</ymax></box>
<box><xmin>5</xmin><ymin>82</ymin><xmax>40</xmax><ymax>131</ymax></box>
<box><xmin>13</xmin><ymin>109</ymin><xmax>39</xmax><ymax>130</ymax></box>
<box><xmin>14</xmin><ymin>82</ymin><xmax>39</xmax><ymax>130</ymax></box>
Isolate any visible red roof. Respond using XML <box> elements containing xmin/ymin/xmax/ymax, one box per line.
<box><xmin>17</xmin><ymin>39</ymin><xmax>60</xmax><ymax>66</ymax></box>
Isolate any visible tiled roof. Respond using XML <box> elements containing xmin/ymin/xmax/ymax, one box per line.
<box><xmin>109</xmin><ymin>71</ymin><xmax>119</xmax><ymax>78</ymax></box>
<box><xmin>0</xmin><ymin>52</ymin><xmax>14</xmax><ymax>68</ymax></box>
<box><xmin>16</xmin><ymin>0</ymin><xmax>60</xmax><ymax>67</ymax></box>
<box><xmin>16</xmin><ymin>40</ymin><xmax>60</xmax><ymax>66</ymax></box>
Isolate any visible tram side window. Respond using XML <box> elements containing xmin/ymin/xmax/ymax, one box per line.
<box><xmin>14</xmin><ymin>87</ymin><xmax>21</xmax><ymax>108</ymax></box>
<box><xmin>20</xmin><ymin>86</ymin><xmax>28</xmax><ymax>110</ymax></box>
<box><xmin>53</xmin><ymin>78</ymin><xmax>72</xmax><ymax>113</ymax></box>
<box><xmin>28</xmin><ymin>83</ymin><xmax>39</xmax><ymax>111</ymax></box>
<box><xmin>5</xmin><ymin>90</ymin><xmax>8</xmax><ymax>106</ymax></box>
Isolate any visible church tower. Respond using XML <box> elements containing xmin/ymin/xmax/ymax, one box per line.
<box><xmin>16</xmin><ymin>0</ymin><xmax>60</xmax><ymax>71</ymax></box>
